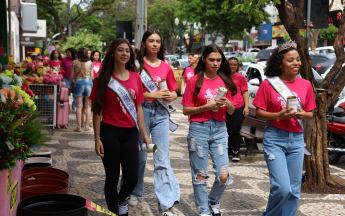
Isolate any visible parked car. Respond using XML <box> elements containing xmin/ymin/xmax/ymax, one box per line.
<box><xmin>224</xmin><ymin>51</ymin><xmax>243</xmax><ymax>57</ymax></box>
<box><xmin>310</xmin><ymin>54</ymin><xmax>335</xmax><ymax>69</ymax></box>
<box><xmin>321</xmin><ymin>63</ymin><xmax>345</xmax><ymax>102</ymax></box>
<box><xmin>315</xmin><ymin>58</ymin><xmax>337</xmax><ymax>75</ymax></box>
<box><xmin>165</xmin><ymin>55</ymin><xmax>178</xmax><ymax>63</ymax></box>
<box><xmin>255</xmin><ymin>49</ymin><xmax>274</xmax><ymax>62</ymax></box>
<box><xmin>316</xmin><ymin>46</ymin><xmax>335</xmax><ymax>55</ymax></box>
<box><xmin>242</xmin><ymin>49</ymin><xmax>260</xmax><ymax>58</ymax></box>
<box><xmin>244</xmin><ymin>62</ymin><xmax>323</xmax><ymax>108</ymax></box>
<box><xmin>239</xmin><ymin>62</ymin><xmax>250</xmax><ymax>76</ymax></box>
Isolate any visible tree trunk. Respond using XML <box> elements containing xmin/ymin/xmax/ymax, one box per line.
<box><xmin>310</xmin><ymin>29</ymin><xmax>321</xmax><ymax>52</ymax></box>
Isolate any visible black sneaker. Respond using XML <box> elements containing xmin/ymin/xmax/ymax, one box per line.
<box><xmin>169</xmin><ymin>105</ymin><xmax>176</xmax><ymax>112</ymax></box>
<box><xmin>208</xmin><ymin>201</ymin><xmax>222</xmax><ymax>216</ymax></box>
<box><xmin>118</xmin><ymin>200</ymin><xmax>129</xmax><ymax>216</ymax></box>
<box><xmin>232</xmin><ymin>150</ymin><xmax>241</xmax><ymax>162</ymax></box>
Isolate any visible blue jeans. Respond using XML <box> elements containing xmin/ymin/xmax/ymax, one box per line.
<box><xmin>261</xmin><ymin>122</ymin><xmax>304</xmax><ymax>216</ymax></box>
<box><xmin>63</xmin><ymin>77</ymin><xmax>76</xmax><ymax>109</ymax></box>
<box><xmin>73</xmin><ymin>78</ymin><xmax>93</xmax><ymax>97</ymax></box>
<box><xmin>187</xmin><ymin>119</ymin><xmax>231</xmax><ymax>215</ymax></box>
<box><xmin>132</xmin><ymin>101</ymin><xmax>180</xmax><ymax>212</ymax></box>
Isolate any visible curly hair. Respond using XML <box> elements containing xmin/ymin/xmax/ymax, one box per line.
<box><xmin>265</xmin><ymin>47</ymin><xmax>298</xmax><ymax>77</ymax></box>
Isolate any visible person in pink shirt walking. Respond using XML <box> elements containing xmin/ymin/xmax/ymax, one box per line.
<box><xmin>48</xmin><ymin>50</ymin><xmax>62</xmax><ymax>69</ymax></box>
<box><xmin>182</xmin><ymin>44</ymin><xmax>237</xmax><ymax>216</ymax></box>
<box><xmin>226</xmin><ymin>57</ymin><xmax>249</xmax><ymax>161</ymax></box>
<box><xmin>252</xmin><ymin>41</ymin><xmax>316</xmax><ymax>216</ymax></box>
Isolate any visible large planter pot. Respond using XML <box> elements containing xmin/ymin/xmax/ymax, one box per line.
<box><xmin>29</xmin><ymin>150</ymin><xmax>51</xmax><ymax>158</ymax></box>
<box><xmin>18</xmin><ymin>194</ymin><xmax>88</xmax><ymax>216</ymax></box>
<box><xmin>20</xmin><ymin>179</ymin><xmax>68</xmax><ymax>200</ymax></box>
<box><xmin>23</xmin><ymin>163</ymin><xmax>52</xmax><ymax>171</ymax></box>
<box><xmin>0</xmin><ymin>160</ymin><xmax>23</xmax><ymax>216</ymax></box>
<box><xmin>22</xmin><ymin>167</ymin><xmax>69</xmax><ymax>184</ymax></box>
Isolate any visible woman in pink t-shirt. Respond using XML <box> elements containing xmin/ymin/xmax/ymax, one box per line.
<box><xmin>89</xmin><ymin>38</ymin><xmax>151</xmax><ymax>215</ymax></box>
<box><xmin>181</xmin><ymin>44</ymin><xmax>237</xmax><ymax>216</ymax></box>
<box><xmin>226</xmin><ymin>57</ymin><xmax>249</xmax><ymax>162</ymax></box>
<box><xmin>91</xmin><ymin>50</ymin><xmax>102</xmax><ymax>78</ymax></box>
<box><xmin>252</xmin><ymin>42</ymin><xmax>316</xmax><ymax>216</ymax></box>
<box><xmin>128</xmin><ymin>29</ymin><xmax>180</xmax><ymax>215</ymax></box>
<box><xmin>181</xmin><ymin>53</ymin><xmax>196</xmax><ymax>95</ymax></box>
<box><xmin>48</xmin><ymin>50</ymin><xmax>62</xmax><ymax>69</ymax></box>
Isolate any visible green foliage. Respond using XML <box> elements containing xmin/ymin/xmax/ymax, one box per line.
<box><xmin>44</xmin><ymin>49</ymin><xmax>48</xmax><ymax>56</ymax></box>
<box><xmin>319</xmin><ymin>24</ymin><xmax>339</xmax><ymax>41</ymax></box>
<box><xmin>61</xmin><ymin>32</ymin><xmax>103</xmax><ymax>54</ymax></box>
<box><xmin>238</xmin><ymin>55</ymin><xmax>256</xmax><ymax>62</ymax></box>
<box><xmin>283</xmin><ymin>30</ymin><xmax>307</xmax><ymax>42</ymax></box>
<box><xmin>21</xmin><ymin>111</ymin><xmax>49</xmax><ymax>149</ymax></box>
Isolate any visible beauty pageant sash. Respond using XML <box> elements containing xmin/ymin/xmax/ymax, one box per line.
<box><xmin>107</xmin><ymin>76</ymin><xmax>138</xmax><ymax>130</ymax></box>
<box><xmin>140</xmin><ymin>69</ymin><xmax>178</xmax><ymax>132</ymax></box>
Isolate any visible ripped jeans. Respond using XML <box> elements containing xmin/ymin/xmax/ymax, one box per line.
<box><xmin>261</xmin><ymin>122</ymin><xmax>304</xmax><ymax>216</ymax></box>
<box><xmin>187</xmin><ymin>119</ymin><xmax>231</xmax><ymax>215</ymax></box>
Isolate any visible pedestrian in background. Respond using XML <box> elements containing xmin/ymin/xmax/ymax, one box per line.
<box><xmin>182</xmin><ymin>44</ymin><xmax>237</xmax><ymax>216</ymax></box>
<box><xmin>90</xmin><ymin>38</ymin><xmax>151</xmax><ymax>216</ymax></box>
<box><xmin>91</xmin><ymin>50</ymin><xmax>102</xmax><ymax>78</ymax></box>
<box><xmin>181</xmin><ymin>52</ymin><xmax>196</xmax><ymax>95</ymax></box>
<box><xmin>61</xmin><ymin>48</ymin><xmax>77</xmax><ymax>110</ymax></box>
<box><xmin>226</xmin><ymin>57</ymin><xmax>249</xmax><ymax>161</ymax></box>
<box><xmin>69</xmin><ymin>48</ymin><xmax>93</xmax><ymax>132</ymax></box>
<box><xmin>48</xmin><ymin>50</ymin><xmax>62</xmax><ymax>69</ymax></box>
<box><xmin>128</xmin><ymin>29</ymin><xmax>180</xmax><ymax>216</ymax></box>
<box><xmin>253</xmin><ymin>41</ymin><xmax>316</xmax><ymax>216</ymax></box>
<box><xmin>87</xmin><ymin>49</ymin><xmax>92</xmax><ymax>60</ymax></box>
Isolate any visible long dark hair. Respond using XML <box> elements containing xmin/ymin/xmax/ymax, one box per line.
<box><xmin>137</xmin><ymin>29</ymin><xmax>165</xmax><ymax>73</ymax></box>
<box><xmin>265</xmin><ymin>47</ymin><xmax>298</xmax><ymax>77</ymax></box>
<box><xmin>66</xmin><ymin>48</ymin><xmax>76</xmax><ymax>61</ymax></box>
<box><xmin>77</xmin><ymin>48</ymin><xmax>89</xmax><ymax>62</ymax></box>
<box><xmin>194</xmin><ymin>44</ymin><xmax>237</xmax><ymax>96</ymax></box>
<box><xmin>228</xmin><ymin>57</ymin><xmax>239</xmax><ymax>72</ymax></box>
<box><xmin>91</xmin><ymin>50</ymin><xmax>101</xmax><ymax>62</ymax></box>
<box><xmin>50</xmin><ymin>50</ymin><xmax>62</xmax><ymax>61</ymax></box>
<box><xmin>92</xmin><ymin>38</ymin><xmax>137</xmax><ymax>115</ymax></box>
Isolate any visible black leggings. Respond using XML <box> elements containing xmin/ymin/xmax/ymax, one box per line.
<box><xmin>100</xmin><ymin>122</ymin><xmax>139</xmax><ymax>214</ymax></box>
<box><xmin>226</xmin><ymin>105</ymin><xmax>245</xmax><ymax>154</ymax></box>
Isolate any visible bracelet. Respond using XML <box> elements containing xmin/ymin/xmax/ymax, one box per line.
<box><xmin>94</xmin><ymin>137</ymin><xmax>101</xmax><ymax>141</ymax></box>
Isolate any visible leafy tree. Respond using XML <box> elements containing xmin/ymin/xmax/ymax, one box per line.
<box><xmin>61</xmin><ymin>32</ymin><xmax>103</xmax><ymax>54</ymax></box>
<box><xmin>319</xmin><ymin>24</ymin><xmax>339</xmax><ymax>41</ymax></box>
<box><xmin>227</xmin><ymin>0</ymin><xmax>345</xmax><ymax>191</ymax></box>
<box><xmin>179</xmin><ymin>0</ymin><xmax>271</xmax><ymax>51</ymax></box>
<box><xmin>148</xmin><ymin>0</ymin><xmax>181</xmax><ymax>54</ymax></box>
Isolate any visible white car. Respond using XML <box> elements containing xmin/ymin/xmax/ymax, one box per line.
<box><xmin>315</xmin><ymin>46</ymin><xmax>336</xmax><ymax>56</ymax></box>
<box><xmin>245</xmin><ymin>62</ymin><xmax>323</xmax><ymax>108</ymax></box>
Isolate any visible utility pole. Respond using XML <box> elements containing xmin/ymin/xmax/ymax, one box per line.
<box><xmin>306</xmin><ymin>0</ymin><xmax>311</xmax><ymax>49</ymax></box>
<box><xmin>67</xmin><ymin>0</ymin><xmax>71</xmax><ymax>38</ymax></box>
<box><xmin>8</xmin><ymin>0</ymin><xmax>12</xmax><ymax>56</ymax></box>
<box><xmin>135</xmin><ymin>0</ymin><xmax>147</xmax><ymax>48</ymax></box>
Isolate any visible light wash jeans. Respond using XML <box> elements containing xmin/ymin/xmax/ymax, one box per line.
<box><xmin>187</xmin><ymin>119</ymin><xmax>231</xmax><ymax>215</ymax></box>
<box><xmin>132</xmin><ymin>101</ymin><xmax>180</xmax><ymax>212</ymax></box>
<box><xmin>261</xmin><ymin>122</ymin><xmax>304</xmax><ymax>216</ymax></box>
<box><xmin>63</xmin><ymin>77</ymin><xmax>76</xmax><ymax>110</ymax></box>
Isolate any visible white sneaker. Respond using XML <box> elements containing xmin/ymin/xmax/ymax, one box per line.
<box><xmin>127</xmin><ymin>194</ymin><xmax>138</xmax><ymax>206</ymax></box>
<box><xmin>162</xmin><ymin>209</ymin><xmax>176</xmax><ymax>216</ymax></box>
<box><xmin>118</xmin><ymin>200</ymin><xmax>128</xmax><ymax>216</ymax></box>
<box><xmin>208</xmin><ymin>201</ymin><xmax>222</xmax><ymax>216</ymax></box>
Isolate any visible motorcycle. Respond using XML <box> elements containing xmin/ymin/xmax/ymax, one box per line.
<box><xmin>327</xmin><ymin>104</ymin><xmax>345</xmax><ymax>164</ymax></box>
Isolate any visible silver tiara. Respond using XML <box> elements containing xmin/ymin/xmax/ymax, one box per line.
<box><xmin>278</xmin><ymin>40</ymin><xmax>297</xmax><ymax>53</ymax></box>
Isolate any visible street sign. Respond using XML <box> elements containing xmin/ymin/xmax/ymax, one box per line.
<box><xmin>272</xmin><ymin>39</ymin><xmax>277</xmax><ymax>47</ymax></box>
<box><xmin>238</xmin><ymin>41</ymin><xmax>243</xmax><ymax>48</ymax></box>
<box><xmin>20</xmin><ymin>36</ymin><xmax>35</xmax><ymax>46</ymax></box>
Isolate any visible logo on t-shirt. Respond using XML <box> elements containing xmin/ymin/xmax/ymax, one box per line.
<box><xmin>186</xmin><ymin>72</ymin><xmax>194</xmax><ymax>80</ymax></box>
<box><xmin>94</xmin><ymin>65</ymin><xmax>100</xmax><ymax>73</ymax></box>
<box><xmin>117</xmin><ymin>88</ymin><xmax>136</xmax><ymax>114</ymax></box>
<box><xmin>205</xmin><ymin>88</ymin><xmax>218</xmax><ymax>103</ymax></box>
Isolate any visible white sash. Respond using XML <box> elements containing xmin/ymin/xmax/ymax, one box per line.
<box><xmin>266</xmin><ymin>76</ymin><xmax>304</xmax><ymax>130</ymax></box>
<box><xmin>140</xmin><ymin>69</ymin><xmax>178</xmax><ymax>132</ymax></box>
<box><xmin>107</xmin><ymin>76</ymin><xmax>138</xmax><ymax>130</ymax></box>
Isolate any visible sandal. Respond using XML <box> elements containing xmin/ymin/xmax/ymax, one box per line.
<box><xmin>73</xmin><ymin>128</ymin><xmax>81</xmax><ymax>132</ymax></box>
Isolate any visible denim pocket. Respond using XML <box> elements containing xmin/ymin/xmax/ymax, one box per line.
<box><xmin>264</xmin><ymin>125</ymin><xmax>280</xmax><ymax>133</ymax></box>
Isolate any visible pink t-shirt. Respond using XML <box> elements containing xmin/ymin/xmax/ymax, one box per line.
<box><xmin>60</xmin><ymin>58</ymin><xmax>73</xmax><ymax>78</ymax></box>
<box><xmin>252</xmin><ymin>77</ymin><xmax>316</xmax><ymax>132</ymax></box>
<box><xmin>232</xmin><ymin>73</ymin><xmax>248</xmax><ymax>109</ymax></box>
<box><xmin>93</xmin><ymin>61</ymin><xmax>102</xmax><ymax>78</ymax></box>
<box><xmin>182</xmin><ymin>66</ymin><xmax>195</xmax><ymax>81</ymax></box>
<box><xmin>143</xmin><ymin>60</ymin><xmax>178</xmax><ymax>101</ymax></box>
<box><xmin>89</xmin><ymin>71</ymin><xmax>144</xmax><ymax>128</ymax></box>
<box><xmin>48</xmin><ymin>60</ymin><xmax>61</xmax><ymax>69</ymax></box>
<box><xmin>181</xmin><ymin>74</ymin><xmax>237</xmax><ymax>122</ymax></box>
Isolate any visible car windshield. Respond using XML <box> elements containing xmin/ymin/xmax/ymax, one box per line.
<box><xmin>242</xmin><ymin>65</ymin><xmax>248</xmax><ymax>71</ymax></box>
<box><xmin>256</xmin><ymin>50</ymin><xmax>273</xmax><ymax>59</ymax></box>
<box><xmin>180</xmin><ymin>61</ymin><xmax>190</xmax><ymax>68</ymax></box>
